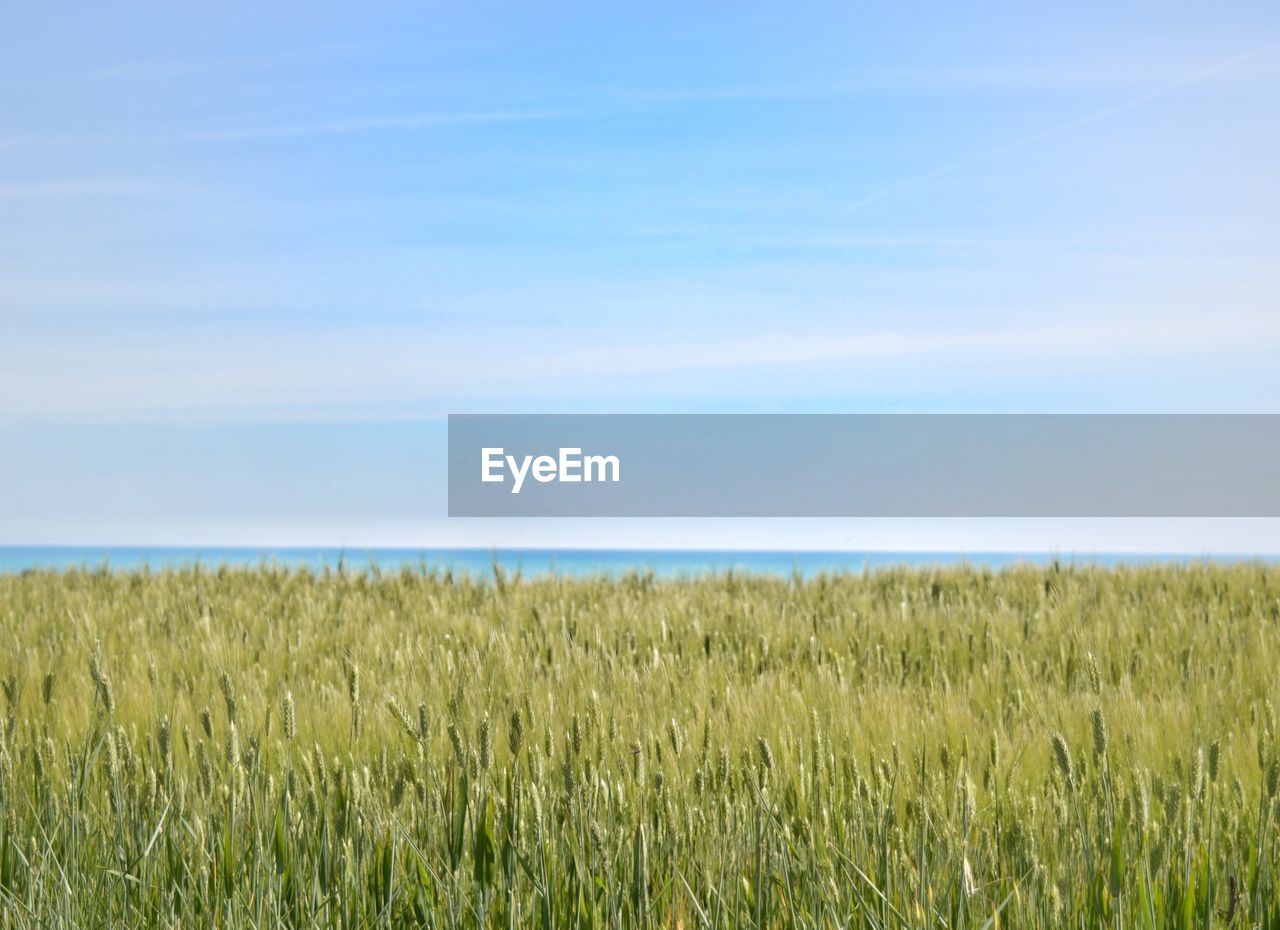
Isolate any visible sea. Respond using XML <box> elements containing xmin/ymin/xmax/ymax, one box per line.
<box><xmin>0</xmin><ymin>546</ymin><xmax>1273</xmax><ymax>578</ymax></box>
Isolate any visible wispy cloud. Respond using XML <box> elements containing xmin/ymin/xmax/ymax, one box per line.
<box><xmin>4</xmin><ymin>311</ymin><xmax>1277</xmax><ymax>422</ymax></box>
<box><xmin>169</xmin><ymin>51</ymin><xmax>1280</xmax><ymax>145</ymax></box>
<box><xmin>630</xmin><ymin>226</ymin><xmax>1030</xmax><ymax>251</ymax></box>
<box><xmin>0</xmin><ymin>178</ymin><xmax>164</xmax><ymax>199</ymax></box>
<box><xmin>183</xmin><ymin>109</ymin><xmax>565</xmax><ymax>142</ymax></box>
<box><xmin>60</xmin><ymin>44</ymin><xmax>373</xmax><ymax>83</ymax></box>
<box><xmin>520</xmin><ymin>313</ymin><xmax>1280</xmax><ymax>380</ymax></box>
<box><xmin>0</xmin><ymin>108</ymin><xmax>566</xmax><ymax>150</ymax></box>
<box><xmin>7</xmin><ymin>44</ymin><xmax>1275</xmax><ymax>151</ymax></box>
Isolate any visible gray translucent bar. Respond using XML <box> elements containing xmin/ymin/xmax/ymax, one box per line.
<box><xmin>447</xmin><ymin>414</ymin><xmax>1280</xmax><ymax>517</ymax></box>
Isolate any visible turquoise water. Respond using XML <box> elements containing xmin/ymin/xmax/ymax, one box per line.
<box><xmin>0</xmin><ymin>546</ymin><xmax>1272</xmax><ymax>577</ymax></box>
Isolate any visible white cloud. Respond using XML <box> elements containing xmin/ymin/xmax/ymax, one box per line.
<box><xmin>0</xmin><ymin>178</ymin><xmax>164</xmax><ymax>198</ymax></box>
<box><xmin>2</xmin><ymin>310</ymin><xmax>1277</xmax><ymax>422</ymax></box>
<box><xmin>183</xmin><ymin>109</ymin><xmax>565</xmax><ymax>142</ymax></box>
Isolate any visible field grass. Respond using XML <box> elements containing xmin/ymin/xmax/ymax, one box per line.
<box><xmin>1</xmin><ymin>562</ymin><xmax>1279</xmax><ymax>928</ymax></box>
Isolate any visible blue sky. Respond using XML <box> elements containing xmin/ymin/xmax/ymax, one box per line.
<box><xmin>2</xmin><ymin>2</ymin><xmax>1279</xmax><ymax>548</ymax></box>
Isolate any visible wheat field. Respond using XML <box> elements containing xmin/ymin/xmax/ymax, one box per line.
<box><xmin>0</xmin><ymin>562</ymin><xmax>1278</xmax><ymax>928</ymax></box>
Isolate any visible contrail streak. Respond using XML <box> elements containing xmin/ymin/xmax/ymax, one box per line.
<box><xmin>846</xmin><ymin>46</ymin><xmax>1278</xmax><ymax>211</ymax></box>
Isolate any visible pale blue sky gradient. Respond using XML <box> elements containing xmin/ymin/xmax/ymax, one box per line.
<box><xmin>2</xmin><ymin>2</ymin><xmax>1279</xmax><ymax>547</ymax></box>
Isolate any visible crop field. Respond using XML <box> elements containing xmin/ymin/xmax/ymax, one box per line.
<box><xmin>1</xmin><ymin>563</ymin><xmax>1279</xmax><ymax>928</ymax></box>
